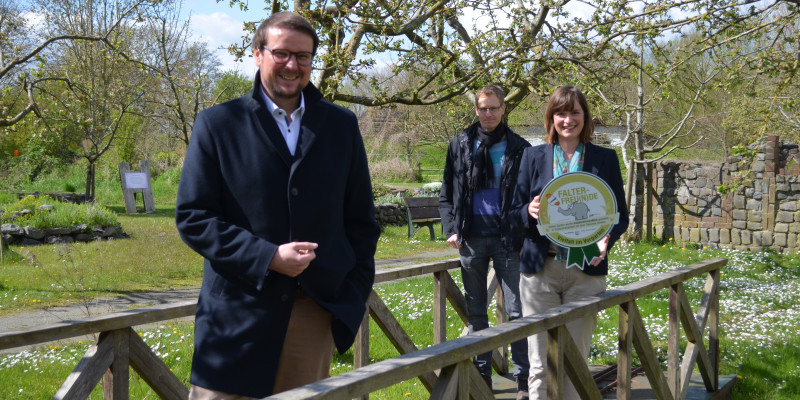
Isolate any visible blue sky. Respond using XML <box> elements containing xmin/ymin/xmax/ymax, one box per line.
<box><xmin>183</xmin><ymin>0</ymin><xmax>264</xmax><ymax>76</ymax></box>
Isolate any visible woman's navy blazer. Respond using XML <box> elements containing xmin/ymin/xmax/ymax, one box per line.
<box><xmin>512</xmin><ymin>142</ymin><xmax>629</xmax><ymax>276</ymax></box>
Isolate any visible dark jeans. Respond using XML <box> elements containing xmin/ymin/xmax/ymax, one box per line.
<box><xmin>459</xmin><ymin>236</ymin><xmax>529</xmax><ymax>381</ymax></box>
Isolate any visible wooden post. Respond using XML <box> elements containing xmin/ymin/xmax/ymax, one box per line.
<box><xmin>119</xmin><ymin>161</ymin><xmax>155</xmax><ymax>213</ymax></box>
<box><xmin>434</xmin><ymin>271</ymin><xmax>447</xmax><ymax>345</ymax></box>
<box><xmin>668</xmin><ymin>284</ymin><xmax>681</xmax><ymax>398</ymax></box>
<box><xmin>353</xmin><ymin>312</ymin><xmax>370</xmax><ymax>400</ymax></box>
<box><xmin>103</xmin><ymin>329</ymin><xmax>130</xmax><ymax>399</ymax></box>
<box><xmin>709</xmin><ymin>269</ymin><xmax>720</xmax><ymax>391</ymax></box>
<box><xmin>618</xmin><ymin>302</ymin><xmax>633</xmax><ymax>400</ymax></box>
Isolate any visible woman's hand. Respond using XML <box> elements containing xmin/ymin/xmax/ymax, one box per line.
<box><xmin>528</xmin><ymin>195</ymin><xmax>541</xmax><ymax>220</ymax></box>
<box><xmin>589</xmin><ymin>235</ymin><xmax>610</xmax><ymax>266</ymax></box>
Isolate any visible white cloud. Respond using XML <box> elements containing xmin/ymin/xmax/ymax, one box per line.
<box><xmin>189</xmin><ymin>12</ymin><xmax>257</xmax><ymax>76</ymax></box>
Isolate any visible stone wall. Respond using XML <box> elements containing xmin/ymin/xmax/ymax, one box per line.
<box><xmin>651</xmin><ymin>135</ymin><xmax>800</xmax><ymax>253</ymax></box>
<box><xmin>375</xmin><ymin>203</ymin><xmax>408</xmax><ymax>227</ymax></box>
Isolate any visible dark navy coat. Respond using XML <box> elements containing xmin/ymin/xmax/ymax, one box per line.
<box><xmin>511</xmin><ymin>142</ymin><xmax>629</xmax><ymax>276</ymax></box>
<box><xmin>175</xmin><ymin>73</ymin><xmax>380</xmax><ymax>397</ymax></box>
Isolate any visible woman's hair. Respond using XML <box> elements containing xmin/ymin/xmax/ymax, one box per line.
<box><xmin>543</xmin><ymin>85</ymin><xmax>594</xmax><ymax>145</ymax></box>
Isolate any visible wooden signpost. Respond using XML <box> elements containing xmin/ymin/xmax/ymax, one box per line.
<box><xmin>119</xmin><ymin>161</ymin><xmax>155</xmax><ymax>213</ymax></box>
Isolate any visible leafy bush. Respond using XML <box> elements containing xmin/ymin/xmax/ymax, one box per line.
<box><xmin>372</xmin><ymin>183</ymin><xmax>394</xmax><ymax>198</ymax></box>
<box><xmin>374</xmin><ymin>193</ymin><xmax>404</xmax><ymax>206</ymax></box>
<box><xmin>407</xmin><ymin>181</ymin><xmax>442</xmax><ymax>197</ymax></box>
<box><xmin>0</xmin><ymin>195</ymin><xmax>119</xmax><ymax>229</ymax></box>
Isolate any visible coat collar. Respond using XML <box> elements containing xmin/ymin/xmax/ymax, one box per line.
<box><xmin>246</xmin><ymin>71</ymin><xmax>324</xmax><ymax>166</ymax></box>
<box><xmin>539</xmin><ymin>141</ymin><xmax>603</xmax><ymax>180</ymax></box>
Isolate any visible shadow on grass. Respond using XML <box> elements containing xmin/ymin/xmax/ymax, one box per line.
<box><xmin>107</xmin><ymin>205</ymin><xmax>176</xmax><ymax>218</ymax></box>
<box><xmin>731</xmin><ymin>335</ymin><xmax>800</xmax><ymax>398</ymax></box>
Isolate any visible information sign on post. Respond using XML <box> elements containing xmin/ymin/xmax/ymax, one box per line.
<box><xmin>119</xmin><ymin>161</ymin><xmax>155</xmax><ymax>213</ymax></box>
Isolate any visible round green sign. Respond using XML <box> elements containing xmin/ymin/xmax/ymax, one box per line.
<box><xmin>537</xmin><ymin>171</ymin><xmax>619</xmax><ymax>248</ymax></box>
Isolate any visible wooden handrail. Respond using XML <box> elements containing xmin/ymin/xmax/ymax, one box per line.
<box><xmin>0</xmin><ymin>260</ymin><xmax>460</xmax><ymax>352</ymax></box>
<box><xmin>0</xmin><ymin>257</ymin><xmax>727</xmax><ymax>400</ymax></box>
<box><xmin>268</xmin><ymin>257</ymin><xmax>727</xmax><ymax>399</ymax></box>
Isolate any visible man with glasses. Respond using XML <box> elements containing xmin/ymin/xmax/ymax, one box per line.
<box><xmin>439</xmin><ymin>84</ymin><xmax>531</xmax><ymax>399</ymax></box>
<box><xmin>176</xmin><ymin>11</ymin><xmax>379</xmax><ymax>399</ymax></box>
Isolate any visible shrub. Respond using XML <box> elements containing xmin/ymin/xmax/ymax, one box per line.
<box><xmin>0</xmin><ymin>195</ymin><xmax>119</xmax><ymax>229</ymax></box>
<box><xmin>372</xmin><ymin>183</ymin><xmax>394</xmax><ymax>198</ymax></box>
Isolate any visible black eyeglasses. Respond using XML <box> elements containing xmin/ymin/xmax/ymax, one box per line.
<box><xmin>477</xmin><ymin>106</ymin><xmax>503</xmax><ymax>114</ymax></box>
<box><xmin>262</xmin><ymin>46</ymin><xmax>314</xmax><ymax>66</ymax></box>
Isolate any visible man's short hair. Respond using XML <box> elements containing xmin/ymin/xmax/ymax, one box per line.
<box><xmin>475</xmin><ymin>84</ymin><xmax>506</xmax><ymax>106</ymax></box>
<box><xmin>253</xmin><ymin>11</ymin><xmax>320</xmax><ymax>54</ymax></box>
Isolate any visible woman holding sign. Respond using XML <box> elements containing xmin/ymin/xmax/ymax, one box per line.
<box><xmin>512</xmin><ymin>85</ymin><xmax>629</xmax><ymax>400</ymax></box>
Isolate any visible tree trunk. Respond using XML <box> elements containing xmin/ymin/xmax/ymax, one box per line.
<box><xmin>631</xmin><ymin>162</ymin><xmax>645</xmax><ymax>241</ymax></box>
<box><xmin>85</xmin><ymin>161</ymin><xmax>96</xmax><ymax>202</ymax></box>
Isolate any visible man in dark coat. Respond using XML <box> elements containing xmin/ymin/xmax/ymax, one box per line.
<box><xmin>175</xmin><ymin>11</ymin><xmax>380</xmax><ymax>398</ymax></box>
<box><xmin>438</xmin><ymin>84</ymin><xmax>531</xmax><ymax>399</ymax></box>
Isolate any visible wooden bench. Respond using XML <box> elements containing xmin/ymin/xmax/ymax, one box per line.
<box><xmin>402</xmin><ymin>196</ymin><xmax>441</xmax><ymax>240</ymax></box>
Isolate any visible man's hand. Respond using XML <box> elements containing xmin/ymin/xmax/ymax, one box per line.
<box><xmin>268</xmin><ymin>242</ymin><xmax>318</xmax><ymax>277</ymax></box>
<box><xmin>446</xmin><ymin>234</ymin><xmax>462</xmax><ymax>249</ymax></box>
<box><xmin>528</xmin><ymin>195</ymin><xmax>541</xmax><ymax>220</ymax></box>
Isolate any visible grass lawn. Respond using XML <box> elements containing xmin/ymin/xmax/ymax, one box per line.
<box><xmin>0</xmin><ymin>205</ymin><xmax>451</xmax><ymax>314</ymax></box>
<box><xmin>2</xmin><ymin>200</ymin><xmax>800</xmax><ymax>398</ymax></box>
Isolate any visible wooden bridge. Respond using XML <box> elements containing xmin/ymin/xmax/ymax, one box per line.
<box><xmin>0</xmin><ymin>257</ymin><xmax>734</xmax><ymax>399</ymax></box>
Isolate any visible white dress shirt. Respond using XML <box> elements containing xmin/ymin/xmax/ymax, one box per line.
<box><xmin>260</xmin><ymin>88</ymin><xmax>305</xmax><ymax>156</ymax></box>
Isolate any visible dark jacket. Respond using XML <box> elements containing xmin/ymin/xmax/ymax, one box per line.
<box><xmin>511</xmin><ymin>142</ymin><xmax>629</xmax><ymax>276</ymax></box>
<box><xmin>439</xmin><ymin>122</ymin><xmax>531</xmax><ymax>250</ymax></box>
<box><xmin>175</xmin><ymin>73</ymin><xmax>380</xmax><ymax>397</ymax></box>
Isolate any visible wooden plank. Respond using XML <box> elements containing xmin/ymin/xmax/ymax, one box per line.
<box><xmin>368</xmin><ymin>291</ymin><xmax>418</xmax><ymax>355</ymax></box>
<box><xmin>491</xmin><ymin>273</ymin><xmax>509</xmax><ymax>375</ymax></box>
<box><xmin>267</xmin><ymin>258</ymin><xmax>727</xmax><ymax>399</ymax></box>
<box><xmin>0</xmin><ymin>301</ymin><xmax>197</xmax><ymax>351</ymax></box>
<box><xmin>546</xmin><ymin>327</ymin><xmax>565</xmax><ymax>399</ymax></box>
<box><xmin>353</xmin><ymin>312</ymin><xmax>370</xmax><ymax>400</ymax></box>
<box><xmin>374</xmin><ymin>260</ymin><xmax>460</xmax><ymax>284</ymax></box>
<box><xmin>139</xmin><ymin>161</ymin><xmax>155</xmax><ymax>213</ymax></box>
<box><xmin>403</xmin><ymin>197</ymin><xmax>440</xmax><ymax>207</ymax></box>
<box><xmin>366</xmin><ymin>291</ymin><xmax>438</xmax><ymax>391</ymax></box>
<box><xmin>430</xmin><ymin>363</ymin><xmax>460</xmax><ymax>399</ymax></box>
<box><xmin>559</xmin><ymin>325</ymin><xmax>603</xmax><ymax>400</ymax></box>
<box><xmin>118</xmin><ymin>162</ymin><xmax>137</xmax><ymax>214</ymax></box>
<box><xmin>129</xmin><ymin>328</ymin><xmax>190</xmax><ymax>400</ymax></box>
<box><xmin>54</xmin><ymin>333</ymin><xmax>114</xmax><ymax>400</ymax></box>
<box><xmin>409</xmin><ymin>208</ymin><xmax>441</xmax><ymax>220</ymax></box>
<box><xmin>466</xmin><ymin>363</ymin><xmax>494</xmax><ymax>400</ymax></box>
<box><xmin>456</xmin><ymin>361</ymin><xmax>469</xmax><ymax>400</ymax></box>
<box><xmin>668</xmin><ymin>284</ymin><xmax>682</xmax><ymax>398</ymax></box>
<box><xmin>618</xmin><ymin>302</ymin><xmax>633</xmax><ymax>400</ymax></box>
<box><xmin>354</xmin><ymin>311</ymin><xmax>370</xmax><ymax>368</ymax></box>
<box><xmin>103</xmin><ymin>329</ymin><xmax>130</xmax><ymax>400</ymax></box>
<box><xmin>443</xmin><ymin>271</ymin><xmax>469</xmax><ymax>326</ymax></box>
<box><xmin>434</xmin><ymin>271</ymin><xmax>447</xmax><ymax>345</ymax></box>
<box><xmin>709</xmin><ymin>270</ymin><xmax>720</xmax><ymax>391</ymax></box>
<box><xmin>629</xmin><ymin>301</ymin><xmax>675</xmax><ymax>400</ymax></box>
<box><xmin>678</xmin><ymin>289</ymin><xmax>713</xmax><ymax>395</ymax></box>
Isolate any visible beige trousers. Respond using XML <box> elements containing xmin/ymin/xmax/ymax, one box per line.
<box><xmin>520</xmin><ymin>256</ymin><xmax>606</xmax><ymax>400</ymax></box>
<box><xmin>188</xmin><ymin>289</ymin><xmax>335</xmax><ymax>399</ymax></box>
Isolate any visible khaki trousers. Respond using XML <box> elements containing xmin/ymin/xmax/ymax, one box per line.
<box><xmin>189</xmin><ymin>289</ymin><xmax>334</xmax><ymax>399</ymax></box>
<box><xmin>520</xmin><ymin>257</ymin><xmax>606</xmax><ymax>400</ymax></box>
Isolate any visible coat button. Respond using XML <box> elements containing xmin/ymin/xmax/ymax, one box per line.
<box><xmin>281</xmin><ymin>294</ymin><xmax>289</xmax><ymax>301</ymax></box>
<box><xmin>290</xmin><ymin>187</ymin><xmax>299</xmax><ymax>196</ymax></box>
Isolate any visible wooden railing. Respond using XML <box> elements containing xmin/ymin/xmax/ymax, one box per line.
<box><xmin>0</xmin><ymin>257</ymin><xmax>727</xmax><ymax>400</ymax></box>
